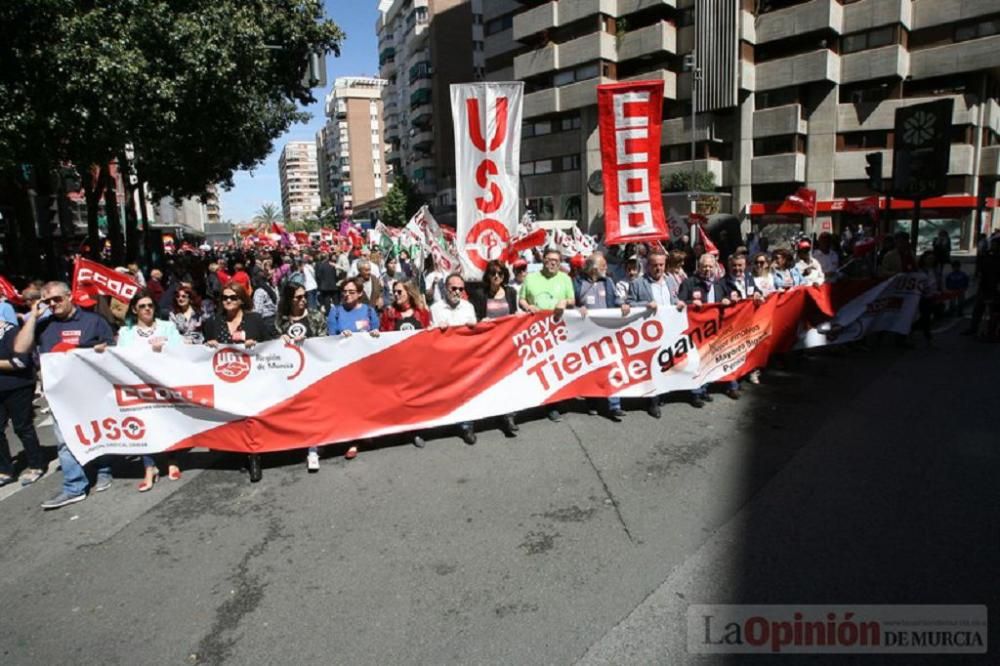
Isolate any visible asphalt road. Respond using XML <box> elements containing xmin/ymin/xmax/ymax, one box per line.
<box><xmin>0</xmin><ymin>319</ymin><xmax>997</xmax><ymax>665</ymax></box>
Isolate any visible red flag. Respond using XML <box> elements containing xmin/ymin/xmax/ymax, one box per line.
<box><xmin>0</xmin><ymin>274</ymin><xmax>24</xmax><ymax>305</ymax></box>
<box><xmin>501</xmin><ymin>228</ymin><xmax>547</xmax><ymax>263</ymax></box>
<box><xmin>786</xmin><ymin>187</ymin><xmax>817</xmax><ymax>217</ymax></box>
<box><xmin>294</xmin><ymin>231</ymin><xmax>309</xmax><ymax>245</ymax></box>
<box><xmin>72</xmin><ymin>257</ymin><xmax>140</xmax><ymax>306</ymax></box>
<box><xmin>844</xmin><ymin>195</ymin><xmax>880</xmax><ymax>221</ymax></box>
<box><xmin>696</xmin><ymin>224</ymin><xmax>718</xmax><ymax>256</ymax></box>
<box><xmin>598</xmin><ymin>80</ymin><xmax>669</xmax><ymax>245</ymax></box>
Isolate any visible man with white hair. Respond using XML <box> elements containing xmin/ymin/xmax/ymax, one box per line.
<box><xmin>14</xmin><ymin>281</ymin><xmax>115</xmax><ymax>509</ymax></box>
<box><xmin>678</xmin><ymin>254</ymin><xmax>734</xmax><ymax>408</ymax></box>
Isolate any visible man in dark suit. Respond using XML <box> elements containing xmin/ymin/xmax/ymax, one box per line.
<box><xmin>678</xmin><ymin>254</ymin><xmax>735</xmax><ymax>408</ymax></box>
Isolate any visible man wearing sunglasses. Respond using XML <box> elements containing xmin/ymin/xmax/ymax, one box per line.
<box><xmin>429</xmin><ymin>273</ymin><xmax>478</xmax><ymax>445</ymax></box>
<box><xmin>14</xmin><ymin>281</ymin><xmax>115</xmax><ymax>509</ymax></box>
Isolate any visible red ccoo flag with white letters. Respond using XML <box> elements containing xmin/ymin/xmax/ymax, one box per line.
<box><xmin>598</xmin><ymin>80</ymin><xmax>669</xmax><ymax>245</ymax></box>
<box><xmin>72</xmin><ymin>257</ymin><xmax>140</xmax><ymax>307</ymax></box>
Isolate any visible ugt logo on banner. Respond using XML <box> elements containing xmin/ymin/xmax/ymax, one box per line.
<box><xmin>450</xmin><ymin>82</ymin><xmax>524</xmax><ymax>278</ymax></box>
<box><xmin>598</xmin><ymin>80</ymin><xmax>669</xmax><ymax>245</ymax></box>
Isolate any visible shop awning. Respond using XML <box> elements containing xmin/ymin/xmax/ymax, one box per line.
<box><xmin>749</xmin><ymin>195</ymin><xmax>997</xmax><ymax>216</ymax></box>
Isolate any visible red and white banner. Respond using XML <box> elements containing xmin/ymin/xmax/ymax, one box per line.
<box><xmin>451</xmin><ymin>82</ymin><xmax>524</xmax><ymax>278</ymax></box>
<box><xmin>0</xmin><ymin>274</ymin><xmax>24</xmax><ymax>305</ymax></box>
<box><xmin>72</xmin><ymin>257</ymin><xmax>141</xmax><ymax>306</ymax></box>
<box><xmin>598</xmin><ymin>80</ymin><xmax>669</xmax><ymax>245</ymax></box>
<box><xmin>42</xmin><ymin>278</ymin><xmax>921</xmax><ymax>465</ymax></box>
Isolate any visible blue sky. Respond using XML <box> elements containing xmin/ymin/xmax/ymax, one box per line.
<box><xmin>219</xmin><ymin>1</ymin><xmax>379</xmax><ymax>223</ymax></box>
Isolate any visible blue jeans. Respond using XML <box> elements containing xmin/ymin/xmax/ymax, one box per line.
<box><xmin>53</xmin><ymin>420</ymin><xmax>111</xmax><ymax>496</ymax></box>
<box><xmin>609</xmin><ymin>396</ymin><xmax>621</xmax><ymax>410</ymax></box>
<box><xmin>692</xmin><ymin>384</ymin><xmax>708</xmax><ymax>397</ymax></box>
<box><xmin>306</xmin><ymin>290</ymin><xmax>318</xmax><ymax>310</ymax></box>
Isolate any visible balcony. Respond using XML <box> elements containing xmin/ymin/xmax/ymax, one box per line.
<box><xmin>514</xmin><ymin>45</ymin><xmax>557</xmax><ymax>79</ymax></box>
<box><xmin>558</xmin><ymin>30</ymin><xmax>616</xmax><ymax>71</ymax></box>
<box><xmin>662</xmin><ymin>115</ymin><xmax>714</xmax><ymax>146</ymax></box>
<box><xmin>379</xmin><ymin>47</ymin><xmax>396</xmax><ymax>66</ymax></box>
<box><xmin>911</xmin><ymin>0</ymin><xmax>996</xmax><ymax>30</ymax></box>
<box><xmin>840</xmin><ymin>45</ymin><xmax>909</xmax><ymax>83</ymax></box>
<box><xmin>752</xmin><ymin>153</ymin><xmax>807</xmax><ymax>184</ymax></box>
<box><xmin>842</xmin><ymin>0</ymin><xmax>912</xmax><ymax>33</ymax></box>
<box><xmin>512</xmin><ymin>1</ymin><xmax>556</xmax><ymax>42</ymax></box>
<box><xmin>837</xmin><ymin>94</ymin><xmax>973</xmax><ymax>132</ymax></box>
<box><xmin>753</xmin><ymin>104</ymin><xmax>807</xmax><ymax>138</ymax></box>
<box><xmin>910</xmin><ymin>34</ymin><xmax>1000</xmax><ymax>80</ymax></box>
<box><xmin>621</xmin><ymin>68</ymin><xmax>677</xmax><ymax>100</ymax></box>
<box><xmin>755</xmin><ymin>0</ymin><xmax>843</xmax><ymax>44</ymax></box>
<box><xmin>617</xmin><ymin>20</ymin><xmax>677</xmax><ymax>62</ymax></box>
<box><xmin>558</xmin><ymin>0</ymin><xmax>615</xmax><ymax>26</ymax></box>
<box><xmin>618</xmin><ymin>0</ymin><xmax>678</xmax><ymax>14</ymax></box>
<box><xmin>981</xmin><ymin>146</ymin><xmax>1000</xmax><ymax>176</ymax></box>
<box><xmin>524</xmin><ymin>87</ymin><xmax>558</xmax><ymax>119</ymax></box>
<box><xmin>559</xmin><ymin>76</ymin><xmax>608</xmax><ymax>112</ymax></box>
<box><xmin>409</xmin><ymin>88</ymin><xmax>431</xmax><ymax>110</ymax></box>
<box><xmin>411</xmin><ymin>129</ymin><xmax>433</xmax><ymax>151</ymax></box>
<box><xmin>755</xmin><ymin>49</ymin><xmax>840</xmax><ymax>91</ymax></box>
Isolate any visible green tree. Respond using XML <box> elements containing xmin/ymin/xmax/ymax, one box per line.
<box><xmin>0</xmin><ymin>1</ymin><xmax>344</xmax><ymax>265</ymax></box>
<box><xmin>664</xmin><ymin>171</ymin><xmax>717</xmax><ymax>193</ymax></box>
<box><xmin>381</xmin><ymin>174</ymin><xmax>425</xmax><ymax>227</ymax></box>
<box><xmin>253</xmin><ymin>203</ymin><xmax>284</xmax><ymax>226</ymax></box>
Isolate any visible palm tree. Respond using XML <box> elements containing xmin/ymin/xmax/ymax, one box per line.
<box><xmin>253</xmin><ymin>203</ymin><xmax>283</xmax><ymax>227</ymax></box>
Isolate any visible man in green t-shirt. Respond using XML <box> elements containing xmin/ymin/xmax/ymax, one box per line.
<box><xmin>518</xmin><ymin>248</ymin><xmax>574</xmax><ymax>422</ymax></box>
<box><xmin>519</xmin><ymin>248</ymin><xmax>574</xmax><ymax>314</ymax></box>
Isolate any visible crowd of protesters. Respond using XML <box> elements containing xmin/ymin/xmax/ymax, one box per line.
<box><xmin>1</xmin><ymin>223</ymin><xmax>998</xmax><ymax>510</ymax></box>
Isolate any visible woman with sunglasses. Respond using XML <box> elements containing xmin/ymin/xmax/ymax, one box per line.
<box><xmin>326</xmin><ymin>277</ymin><xmax>380</xmax><ymax>460</ymax></box>
<box><xmin>169</xmin><ymin>287</ymin><xmax>204</xmax><ymax>344</ymax></box>
<box><xmin>275</xmin><ymin>281</ymin><xmax>329</xmax><ymax>471</ymax></box>
<box><xmin>470</xmin><ymin>260</ymin><xmax>518</xmax><ymax>321</ymax></box>
<box><xmin>203</xmin><ymin>282</ymin><xmax>272</xmax><ymax>482</ymax></box>
<box><xmin>117</xmin><ymin>290</ymin><xmax>184</xmax><ymax>490</ymax></box>
<box><xmin>380</xmin><ymin>280</ymin><xmax>430</xmax><ymax>332</ymax></box>
<box><xmin>750</xmin><ymin>252</ymin><xmax>778</xmax><ymax>297</ymax></box>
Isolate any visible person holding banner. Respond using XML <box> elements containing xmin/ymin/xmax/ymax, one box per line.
<box><xmin>14</xmin><ymin>282</ymin><xmax>115</xmax><ymax>509</ymax></box>
<box><xmin>117</xmin><ymin>290</ymin><xmax>184</xmax><ymax>490</ymax></box>
<box><xmin>203</xmin><ymin>282</ymin><xmax>273</xmax><ymax>482</ymax></box>
<box><xmin>771</xmin><ymin>249</ymin><xmax>804</xmax><ymax>291</ymax></box>
<box><xmin>275</xmin><ymin>281</ymin><xmax>329</xmax><ymax>472</ymax></box>
<box><xmin>627</xmin><ymin>248</ymin><xmax>684</xmax><ymax>418</ymax></box>
<box><xmin>678</xmin><ymin>255</ymin><xmax>735</xmax><ymax>408</ymax></box>
<box><xmin>429</xmin><ymin>273</ymin><xmax>478</xmax><ymax>446</ymax></box>
<box><xmin>519</xmin><ymin>249</ymin><xmax>575</xmax><ymax>422</ymax></box>
<box><xmin>380</xmin><ymin>280</ymin><xmax>430</xmax><ymax>332</ymax></box>
<box><xmin>469</xmin><ymin>260</ymin><xmax>519</xmax><ymax>436</ymax></box>
<box><xmin>574</xmin><ymin>253</ymin><xmax>629</xmax><ymax>421</ymax></box>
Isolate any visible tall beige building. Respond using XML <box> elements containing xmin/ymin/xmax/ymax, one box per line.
<box><xmin>377</xmin><ymin>0</ymin><xmax>485</xmax><ymax>222</ymax></box>
<box><xmin>318</xmin><ymin>77</ymin><xmax>388</xmax><ymax>216</ymax></box>
<box><xmin>279</xmin><ymin>141</ymin><xmax>322</xmax><ymax>222</ymax></box>
<box><xmin>486</xmin><ymin>0</ymin><xmax>1000</xmax><ymax>249</ymax></box>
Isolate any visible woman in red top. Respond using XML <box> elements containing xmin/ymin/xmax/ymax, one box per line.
<box><xmin>380</xmin><ymin>280</ymin><xmax>430</xmax><ymax>332</ymax></box>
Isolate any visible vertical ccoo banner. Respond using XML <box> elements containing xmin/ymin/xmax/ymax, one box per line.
<box><xmin>451</xmin><ymin>82</ymin><xmax>524</xmax><ymax>278</ymax></box>
<box><xmin>598</xmin><ymin>80</ymin><xmax>669</xmax><ymax>245</ymax></box>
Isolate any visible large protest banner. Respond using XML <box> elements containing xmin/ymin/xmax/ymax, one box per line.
<box><xmin>450</xmin><ymin>82</ymin><xmax>524</xmax><ymax>278</ymax></box>
<box><xmin>42</xmin><ymin>277</ymin><xmax>923</xmax><ymax>465</ymax></box>
<box><xmin>598</xmin><ymin>80</ymin><xmax>669</xmax><ymax>245</ymax></box>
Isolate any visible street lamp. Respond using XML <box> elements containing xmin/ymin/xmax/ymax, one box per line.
<box><xmin>683</xmin><ymin>49</ymin><xmax>702</xmax><ymax>244</ymax></box>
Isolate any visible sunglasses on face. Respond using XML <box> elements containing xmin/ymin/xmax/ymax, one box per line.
<box><xmin>136</xmin><ymin>302</ymin><xmax>155</xmax><ymax>310</ymax></box>
<box><xmin>755</xmin><ymin>260</ymin><xmax>768</xmax><ymax>265</ymax></box>
<box><xmin>447</xmin><ymin>285</ymin><xmax>464</xmax><ymax>293</ymax></box>
<box><xmin>42</xmin><ymin>296</ymin><xmax>65</xmax><ymax>305</ymax></box>
<box><xmin>221</xmin><ymin>294</ymin><xmax>239</xmax><ymax>302</ymax></box>
<box><xmin>393</xmin><ymin>289</ymin><xmax>406</xmax><ymax>295</ymax></box>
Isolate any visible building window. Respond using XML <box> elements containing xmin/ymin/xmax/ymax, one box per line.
<box><xmin>486</xmin><ymin>14</ymin><xmax>513</xmax><ymax>36</ymax></box>
<box><xmin>955</xmin><ymin>17</ymin><xmax>1000</xmax><ymax>42</ymax></box>
<box><xmin>561</xmin><ymin>154</ymin><xmax>581</xmax><ymax>171</ymax></box>
<box><xmin>752</xmin><ymin>134</ymin><xmax>804</xmax><ymax>156</ymax></box>
<box><xmin>841</xmin><ymin>26</ymin><xmax>896</xmax><ymax>54</ymax></box>
<box><xmin>526</xmin><ymin>197</ymin><xmax>555</xmax><ymax>221</ymax></box>
<box><xmin>838</xmin><ymin>130</ymin><xmax>891</xmax><ymax>151</ymax></box>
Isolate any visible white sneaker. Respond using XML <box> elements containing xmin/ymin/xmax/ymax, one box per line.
<box><xmin>306</xmin><ymin>451</ymin><xmax>320</xmax><ymax>472</ymax></box>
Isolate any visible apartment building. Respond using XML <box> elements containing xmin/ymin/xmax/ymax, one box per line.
<box><xmin>279</xmin><ymin>141</ymin><xmax>322</xmax><ymax>223</ymax></box>
<box><xmin>485</xmin><ymin>0</ymin><xmax>1000</xmax><ymax>249</ymax></box>
<box><xmin>377</xmin><ymin>0</ymin><xmax>485</xmax><ymax>222</ymax></box>
<box><xmin>318</xmin><ymin>77</ymin><xmax>388</xmax><ymax>216</ymax></box>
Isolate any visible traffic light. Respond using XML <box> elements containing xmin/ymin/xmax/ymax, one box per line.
<box><xmin>865</xmin><ymin>152</ymin><xmax>882</xmax><ymax>192</ymax></box>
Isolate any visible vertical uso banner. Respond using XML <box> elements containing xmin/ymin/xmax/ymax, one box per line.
<box><xmin>450</xmin><ymin>82</ymin><xmax>524</xmax><ymax>278</ymax></box>
<box><xmin>598</xmin><ymin>80</ymin><xmax>669</xmax><ymax>245</ymax></box>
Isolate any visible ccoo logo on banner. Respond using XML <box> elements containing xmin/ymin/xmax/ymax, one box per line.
<box><xmin>451</xmin><ymin>82</ymin><xmax>524</xmax><ymax>278</ymax></box>
<box><xmin>598</xmin><ymin>80</ymin><xmax>670</xmax><ymax>245</ymax></box>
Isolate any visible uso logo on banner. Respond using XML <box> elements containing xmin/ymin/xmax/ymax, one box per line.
<box><xmin>213</xmin><ymin>348</ymin><xmax>252</xmax><ymax>383</ymax></box>
<box><xmin>450</xmin><ymin>82</ymin><xmax>524</xmax><ymax>277</ymax></box>
<box><xmin>597</xmin><ymin>80</ymin><xmax>669</xmax><ymax>245</ymax></box>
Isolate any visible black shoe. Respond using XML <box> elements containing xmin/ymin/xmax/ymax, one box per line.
<box><xmin>547</xmin><ymin>409</ymin><xmax>562</xmax><ymax>423</ymax></box>
<box><xmin>501</xmin><ymin>415</ymin><xmax>517</xmax><ymax>437</ymax></box>
<box><xmin>724</xmin><ymin>389</ymin><xmax>741</xmax><ymax>400</ymax></box>
<box><xmin>702</xmin><ymin>393</ymin><xmax>714</xmax><ymax>403</ymax></box>
<box><xmin>510</xmin><ymin>419</ymin><xmax>520</xmax><ymax>432</ymax></box>
<box><xmin>248</xmin><ymin>454</ymin><xmax>262</xmax><ymax>483</ymax></box>
<box><xmin>608</xmin><ymin>408</ymin><xmax>626</xmax><ymax>422</ymax></box>
<box><xmin>689</xmin><ymin>397</ymin><xmax>705</xmax><ymax>409</ymax></box>
<box><xmin>413</xmin><ymin>435</ymin><xmax>426</xmax><ymax>449</ymax></box>
<box><xmin>647</xmin><ymin>403</ymin><xmax>661</xmax><ymax>419</ymax></box>
<box><xmin>587</xmin><ymin>407</ymin><xmax>599</xmax><ymax>416</ymax></box>
<box><xmin>460</xmin><ymin>428</ymin><xmax>477</xmax><ymax>445</ymax></box>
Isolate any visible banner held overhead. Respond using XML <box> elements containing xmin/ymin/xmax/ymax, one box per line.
<box><xmin>450</xmin><ymin>82</ymin><xmax>524</xmax><ymax>278</ymax></box>
<box><xmin>598</xmin><ymin>80</ymin><xmax>669</xmax><ymax>245</ymax></box>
